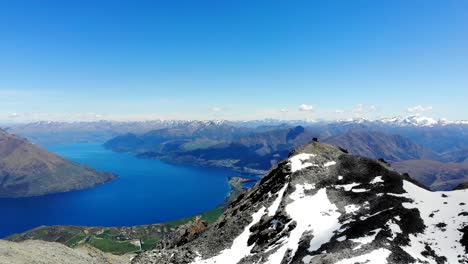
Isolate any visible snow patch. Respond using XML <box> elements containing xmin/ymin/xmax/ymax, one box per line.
<box><xmin>324</xmin><ymin>161</ymin><xmax>336</xmax><ymax>167</ymax></box>
<box><xmin>336</xmin><ymin>236</ymin><xmax>346</xmax><ymax>242</ymax></box>
<box><xmin>398</xmin><ymin>180</ymin><xmax>468</xmax><ymax>263</ymax></box>
<box><xmin>303</xmin><ymin>183</ymin><xmax>316</xmax><ymax>190</ymax></box>
<box><xmin>267</xmin><ymin>183</ymin><xmax>289</xmax><ymax>216</ymax></box>
<box><xmin>351</xmin><ymin>188</ymin><xmax>368</xmax><ymax>193</ymax></box>
<box><xmin>335</xmin><ymin>183</ymin><xmax>360</xmax><ymax>191</ymax></box>
<box><xmin>192</xmin><ymin>207</ymin><xmax>266</xmax><ymax>264</ymax></box>
<box><xmin>350</xmin><ymin>228</ymin><xmax>381</xmax><ymax>249</ymax></box>
<box><xmin>370</xmin><ymin>176</ymin><xmax>384</xmax><ymax>184</ymax></box>
<box><xmin>344</xmin><ymin>204</ymin><xmax>361</xmax><ymax>214</ymax></box>
<box><xmin>266</xmin><ymin>187</ymin><xmax>341</xmax><ymax>264</ymax></box>
<box><xmin>290</xmin><ymin>154</ymin><xmax>317</xmax><ymax>172</ymax></box>
<box><xmin>385</xmin><ymin>220</ymin><xmax>401</xmax><ymax>241</ymax></box>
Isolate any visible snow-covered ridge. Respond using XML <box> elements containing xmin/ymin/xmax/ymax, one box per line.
<box><xmin>378</xmin><ymin>115</ymin><xmax>468</xmax><ymax>127</ymax></box>
<box><xmin>133</xmin><ymin>142</ymin><xmax>468</xmax><ymax>264</ymax></box>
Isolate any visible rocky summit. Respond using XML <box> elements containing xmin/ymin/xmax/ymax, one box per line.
<box><xmin>133</xmin><ymin>141</ymin><xmax>468</xmax><ymax>264</ymax></box>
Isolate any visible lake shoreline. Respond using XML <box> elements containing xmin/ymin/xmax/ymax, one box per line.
<box><xmin>4</xmin><ymin>176</ymin><xmax>252</xmax><ymax>255</ymax></box>
<box><xmin>0</xmin><ymin>143</ymin><xmax>237</xmax><ymax>238</ymax></box>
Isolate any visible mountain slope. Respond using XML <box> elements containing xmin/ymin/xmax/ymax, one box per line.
<box><xmin>392</xmin><ymin>160</ymin><xmax>468</xmax><ymax>191</ymax></box>
<box><xmin>323</xmin><ymin>130</ymin><xmax>440</xmax><ymax>162</ymax></box>
<box><xmin>441</xmin><ymin>147</ymin><xmax>468</xmax><ymax>163</ymax></box>
<box><xmin>0</xmin><ymin>129</ymin><xmax>116</xmax><ymax>197</ymax></box>
<box><xmin>133</xmin><ymin>141</ymin><xmax>468</xmax><ymax>264</ymax></box>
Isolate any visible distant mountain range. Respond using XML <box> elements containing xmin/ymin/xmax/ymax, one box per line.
<box><xmin>3</xmin><ymin>115</ymin><xmax>467</xmax><ymax>146</ymax></box>
<box><xmin>2</xmin><ymin>120</ymin><xmax>177</xmax><ymax>146</ymax></box>
<box><xmin>392</xmin><ymin>160</ymin><xmax>468</xmax><ymax>191</ymax></box>
<box><xmin>105</xmin><ymin>125</ymin><xmax>315</xmax><ymax>174</ymax></box>
<box><xmin>335</xmin><ymin>115</ymin><xmax>468</xmax><ymax>127</ymax></box>
<box><xmin>0</xmin><ymin>129</ymin><xmax>116</xmax><ymax>197</ymax></box>
<box><xmin>322</xmin><ymin>131</ymin><xmax>440</xmax><ymax>162</ymax></box>
<box><xmin>103</xmin><ymin>121</ymin><xmax>467</xmax><ymax>190</ymax></box>
<box><xmin>3</xmin><ymin>117</ymin><xmax>467</xmax><ymax>191</ymax></box>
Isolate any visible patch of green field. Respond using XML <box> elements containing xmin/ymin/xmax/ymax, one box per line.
<box><xmin>163</xmin><ymin>206</ymin><xmax>224</xmax><ymax>229</ymax></box>
<box><xmin>141</xmin><ymin>237</ymin><xmax>160</xmax><ymax>251</ymax></box>
<box><xmin>163</xmin><ymin>215</ymin><xmax>193</xmax><ymax>228</ymax></box>
<box><xmin>200</xmin><ymin>206</ymin><xmax>224</xmax><ymax>224</ymax></box>
<box><xmin>27</xmin><ymin>229</ymin><xmax>49</xmax><ymax>240</ymax></box>
<box><xmin>95</xmin><ymin>230</ymin><xmax>113</xmax><ymax>239</ymax></box>
<box><xmin>65</xmin><ymin>232</ymin><xmax>86</xmax><ymax>247</ymax></box>
<box><xmin>89</xmin><ymin>237</ymin><xmax>140</xmax><ymax>255</ymax></box>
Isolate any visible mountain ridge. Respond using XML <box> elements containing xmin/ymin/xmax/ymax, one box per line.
<box><xmin>133</xmin><ymin>141</ymin><xmax>468</xmax><ymax>264</ymax></box>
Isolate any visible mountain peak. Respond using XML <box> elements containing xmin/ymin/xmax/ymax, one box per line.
<box><xmin>133</xmin><ymin>141</ymin><xmax>468</xmax><ymax>264</ymax></box>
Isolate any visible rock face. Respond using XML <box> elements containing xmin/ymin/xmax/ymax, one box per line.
<box><xmin>0</xmin><ymin>129</ymin><xmax>116</xmax><ymax>197</ymax></box>
<box><xmin>133</xmin><ymin>141</ymin><xmax>468</xmax><ymax>264</ymax></box>
<box><xmin>0</xmin><ymin>239</ymin><xmax>131</xmax><ymax>264</ymax></box>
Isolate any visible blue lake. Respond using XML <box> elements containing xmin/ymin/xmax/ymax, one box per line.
<box><xmin>0</xmin><ymin>143</ymin><xmax>256</xmax><ymax>238</ymax></box>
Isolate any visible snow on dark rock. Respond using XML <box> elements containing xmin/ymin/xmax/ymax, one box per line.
<box><xmin>132</xmin><ymin>141</ymin><xmax>468</xmax><ymax>264</ymax></box>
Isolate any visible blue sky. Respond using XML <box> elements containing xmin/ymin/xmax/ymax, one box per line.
<box><xmin>1</xmin><ymin>0</ymin><xmax>467</xmax><ymax>122</ymax></box>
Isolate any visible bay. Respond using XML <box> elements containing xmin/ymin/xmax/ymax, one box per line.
<box><xmin>0</xmin><ymin>143</ymin><xmax>251</xmax><ymax>238</ymax></box>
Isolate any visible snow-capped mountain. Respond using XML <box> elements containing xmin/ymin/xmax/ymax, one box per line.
<box><xmin>335</xmin><ymin>115</ymin><xmax>468</xmax><ymax>127</ymax></box>
<box><xmin>378</xmin><ymin>115</ymin><xmax>468</xmax><ymax>127</ymax></box>
<box><xmin>133</xmin><ymin>141</ymin><xmax>468</xmax><ymax>264</ymax></box>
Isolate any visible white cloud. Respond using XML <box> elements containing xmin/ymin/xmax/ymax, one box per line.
<box><xmin>7</xmin><ymin>113</ymin><xmax>19</xmax><ymax>118</ymax></box>
<box><xmin>280</xmin><ymin>108</ymin><xmax>289</xmax><ymax>113</ymax></box>
<box><xmin>352</xmin><ymin>104</ymin><xmax>379</xmax><ymax>115</ymax></box>
<box><xmin>353</xmin><ymin>104</ymin><xmax>365</xmax><ymax>114</ymax></box>
<box><xmin>210</xmin><ymin>106</ymin><xmax>223</xmax><ymax>112</ymax></box>
<box><xmin>334</xmin><ymin>109</ymin><xmax>345</xmax><ymax>114</ymax></box>
<box><xmin>299</xmin><ymin>104</ymin><xmax>314</xmax><ymax>112</ymax></box>
<box><xmin>407</xmin><ymin>105</ymin><xmax>433</xmax><ymax>113</ymax></box>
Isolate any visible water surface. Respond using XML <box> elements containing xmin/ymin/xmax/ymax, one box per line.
<box><xmin>0</xmin><ymin>143</ymin><xmax>253</xmax><ymax>238</ymax></box>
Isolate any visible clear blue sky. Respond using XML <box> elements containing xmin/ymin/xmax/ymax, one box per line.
<box><xmin>1</xmin><ymin>0</ymin><xmax>467</xmax><ymax>121</ymax></box>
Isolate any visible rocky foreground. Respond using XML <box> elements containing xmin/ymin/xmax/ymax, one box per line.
<box><xmin>0</xmin><ymin>240</ymin><xmax>131</xmax><ymax>264</ymax></box>
<box><xmin>133</xmin><ymin>141</ymin><xmax>468</xmax><ymax>264</ymax></box>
